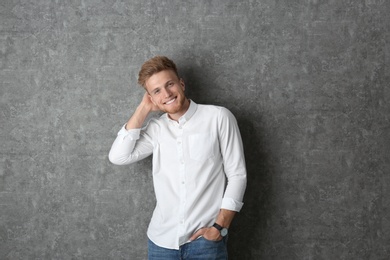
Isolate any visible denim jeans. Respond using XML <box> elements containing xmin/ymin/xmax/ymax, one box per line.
<box><xmin>148</xmin><ymin>236</ymin><xmax>228</xmax><ymax>260</ymax></box>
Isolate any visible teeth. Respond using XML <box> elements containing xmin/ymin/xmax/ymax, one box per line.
<box><xmin>165</xmin><ymin>98</ymin><xmax>176</xmax><ymax>105</ymax></box>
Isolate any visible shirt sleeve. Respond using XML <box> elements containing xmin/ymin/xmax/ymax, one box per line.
<box><xmin>108</xmin><ymin>124</ymin><xmax>154</xmax><ymax>165</ymax></box>
<box><xmin>218</xmin><ymin>108</ymin><xmax>247</xmax><ymax>212</ymax></box>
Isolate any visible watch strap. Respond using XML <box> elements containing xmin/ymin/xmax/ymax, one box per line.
<box><xmin>212</xmin><ymin>223</ymin><xmax>223</xmax><ymax>231</ymax></box>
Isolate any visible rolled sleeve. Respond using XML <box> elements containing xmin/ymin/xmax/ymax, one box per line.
<box><xmin>221</xmin><ymin>197</ymin><xmax>244</xmax><ymax>212</ymax></box>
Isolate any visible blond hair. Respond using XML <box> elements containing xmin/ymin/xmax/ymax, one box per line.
<box><xmin>138</xmin><ymin>56</ymin><xmax>179</xmax><ymax>87</ymax></box>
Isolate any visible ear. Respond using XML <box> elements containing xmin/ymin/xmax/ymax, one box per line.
<box><xmin>148</xmin><ymin>94</ymin><xmax>157</xmax><ymax>105</ymax></box>
<box><xmin>180</xmin><ymin>78</ymin><xmax>185</xmax><ymax>91</ymax></box>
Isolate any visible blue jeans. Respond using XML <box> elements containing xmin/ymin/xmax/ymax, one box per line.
<box><xmin>148</xmin><ymin>237</ymin><xmax>228</xmax><ymax>260</ymax></box>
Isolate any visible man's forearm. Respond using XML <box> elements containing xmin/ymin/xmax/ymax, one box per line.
<box><xmin>125</xmin><ymin>103</ymin><xmax>152</xmax><ymax>130</ymax></box>
<box><xmin>109</xmin><ymin>94</ymin><xmax>155</xmax><ymax>165</ymax></box>
<box><xmin>215</xmin><ymin>209</ymin><xmax>236</xmax><ymax>228</ymax></box>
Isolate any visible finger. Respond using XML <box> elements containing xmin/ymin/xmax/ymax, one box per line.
<box><xmin>203</xmin><ymin>227</ymin><xmax>222</xmax><ymax>241</ymax></box>
<box><xmin>189</xmin><ymin>228</ymin><xmax>206</xmax><ymax>241</ymax></box>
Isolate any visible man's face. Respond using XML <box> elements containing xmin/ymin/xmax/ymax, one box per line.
<box><xmin>145</xmin><ymin>70</ymin><xmax>188</xmax><ymax>119</ymax></box>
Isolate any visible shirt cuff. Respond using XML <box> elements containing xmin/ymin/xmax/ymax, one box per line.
<box><xmin>117</xmin><ymin>124</ymin><xmax>141</xmax><ymax>140</ymax></box>
<box><xmin>221</xmin><ymin>197</ymin><xmax>244</xmax><ymax>212</ymax></box>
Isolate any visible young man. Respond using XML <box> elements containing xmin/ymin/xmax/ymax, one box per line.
<box><xmin>109</xmin><ymin>56</ymin><xmax>247</xmax><ymax>259</ymax></box>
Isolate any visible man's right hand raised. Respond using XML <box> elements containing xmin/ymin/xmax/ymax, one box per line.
<box><xmin>125</xmin><ymin>92</ymin><xmax>160</xmax><ymax>130</ymax></box>
<box><xmin>141</xmin><ymin>92</ymin><xmax>160</xmax><ymax>112</ymax></box>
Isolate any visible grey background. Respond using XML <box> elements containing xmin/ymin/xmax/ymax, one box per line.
<box><xmin>1</xmin><ymin>0</ymin><xmax>389</xmax><ymax>259</ymax></box>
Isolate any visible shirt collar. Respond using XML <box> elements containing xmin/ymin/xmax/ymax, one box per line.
<box><xmin>165</xmin><ymin>99</ymin><xmax>197</xmax><ymax>125</ymax></box>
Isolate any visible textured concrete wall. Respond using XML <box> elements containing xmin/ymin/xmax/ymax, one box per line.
<box><xmin>1</xmin><ymin>0</ymin><xmax>389</xmax><ymax>259</ymax></box>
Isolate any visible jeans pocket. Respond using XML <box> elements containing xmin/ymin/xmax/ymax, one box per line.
<box><xmin>189</xmin><ymin>236</ymin><xmax>228</xmax><ymax>259</ymax></box>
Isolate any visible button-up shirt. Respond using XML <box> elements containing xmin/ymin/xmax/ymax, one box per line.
<box><xmin>109</xmin><ymin>100</ymin><xmax>247</xmax><ymax>249</ymax></box>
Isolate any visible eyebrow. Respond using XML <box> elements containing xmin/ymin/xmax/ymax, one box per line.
<box><xmin>151</xmin><ymin>87</ymin><xmax>160</xmax><ymax>94</ymax></box>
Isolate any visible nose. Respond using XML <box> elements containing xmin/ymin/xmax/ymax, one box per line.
<box><xmin>162</xmin><ymin>86</ymin><xmax>172</xmax><ymax>97</ymax></box>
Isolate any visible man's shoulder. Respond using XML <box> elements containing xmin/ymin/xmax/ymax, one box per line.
<box><xmin>197</xmin><ymin>103</ymin><xmax>232</xmax><ymax>117</ymax></box>
<box><xmin>197</xmin><ymin>103</ymin><xmax>225</xmax><ymax>112</ymax></box>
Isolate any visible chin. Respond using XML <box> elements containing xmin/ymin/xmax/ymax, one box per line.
<box><xmin>165</xmin><ymin>107</ymin><xmax>181</xmax><ymax>114</ymax></box>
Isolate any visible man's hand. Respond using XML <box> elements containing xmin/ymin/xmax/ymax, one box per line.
<box><xmin>141</xmin><ymin>92</ymin><xmax>160</xmax><ymax>112</ymax></box>
<box><xmin>188</xmin><ymin>209</ymin><xmax>236</xmax><ymax>242</ymax></box>
<box><xmin>125</xmin><ymin>92</ymin><xmax>160</xmax><ymax>130</ymax></box>
<box><xmin>189</xmin><ymin>226</ymin><xmax>222</xmax><ymax>242</ymax></box>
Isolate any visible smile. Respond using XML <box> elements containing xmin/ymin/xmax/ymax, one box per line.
<box><xmin>165</xmin><ymin>98</ymin><xmax>176</xmax><ymax>105</ymax></box>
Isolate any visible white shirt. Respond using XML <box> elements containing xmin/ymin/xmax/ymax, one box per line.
<box><xmin>109</xmin><ymin>100</ymin><xmax>247</xmax><ymax>249</ymax></box>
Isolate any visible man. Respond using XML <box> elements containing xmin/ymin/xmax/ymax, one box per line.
<box><xmin>109</xmin><ymin>56</ymin><xmax>247</xmax><ymax>259</ymax></box>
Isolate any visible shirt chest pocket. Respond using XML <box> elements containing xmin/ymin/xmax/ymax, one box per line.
<box><xmin>188</xmin><ymin>133</ymin><xmax>215</xmax><ymax>161</ymax></box>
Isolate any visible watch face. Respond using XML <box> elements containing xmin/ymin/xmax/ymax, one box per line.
<box><xmin>221</xmin><ymin>228</ymin><xmax>228</xmax><ymax>237</ymax></box>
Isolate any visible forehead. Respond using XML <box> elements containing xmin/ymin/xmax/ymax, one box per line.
<box><xmin>145</xmin><ymin>70</ymin><xmax>179</xmax><ymax>90</ymax></box>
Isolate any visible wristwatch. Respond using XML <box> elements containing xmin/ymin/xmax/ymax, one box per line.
<box><xmin>212</xmin><ymin>223</ymin><xmax>228</xmax><ymax>237</ymax></box>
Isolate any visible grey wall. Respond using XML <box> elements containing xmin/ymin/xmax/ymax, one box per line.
<box><xmin>1</xmin><ymin>0</ymin><xmax>389</xmax><ymax>259</ymax></box>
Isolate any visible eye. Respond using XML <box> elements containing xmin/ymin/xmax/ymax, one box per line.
<box><xmin>153</xmin><ymin>89</ymin><xmax>160</xmax><ymax>95</ymax></box>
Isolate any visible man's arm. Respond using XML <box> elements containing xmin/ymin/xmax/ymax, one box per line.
<box><xmin>125</xmin><ymin>92</ymin><xmax>159</xmax><ymax>130</ymax></box>
<box><xmin>108</xmin><ymin>93</ymin><xmax>159</xmax><ymax>165</ymax></box>
<box><xmin>190</xmin><ymin>107</ymin><xmax>247</xmax><ymax>241</ymax></box>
